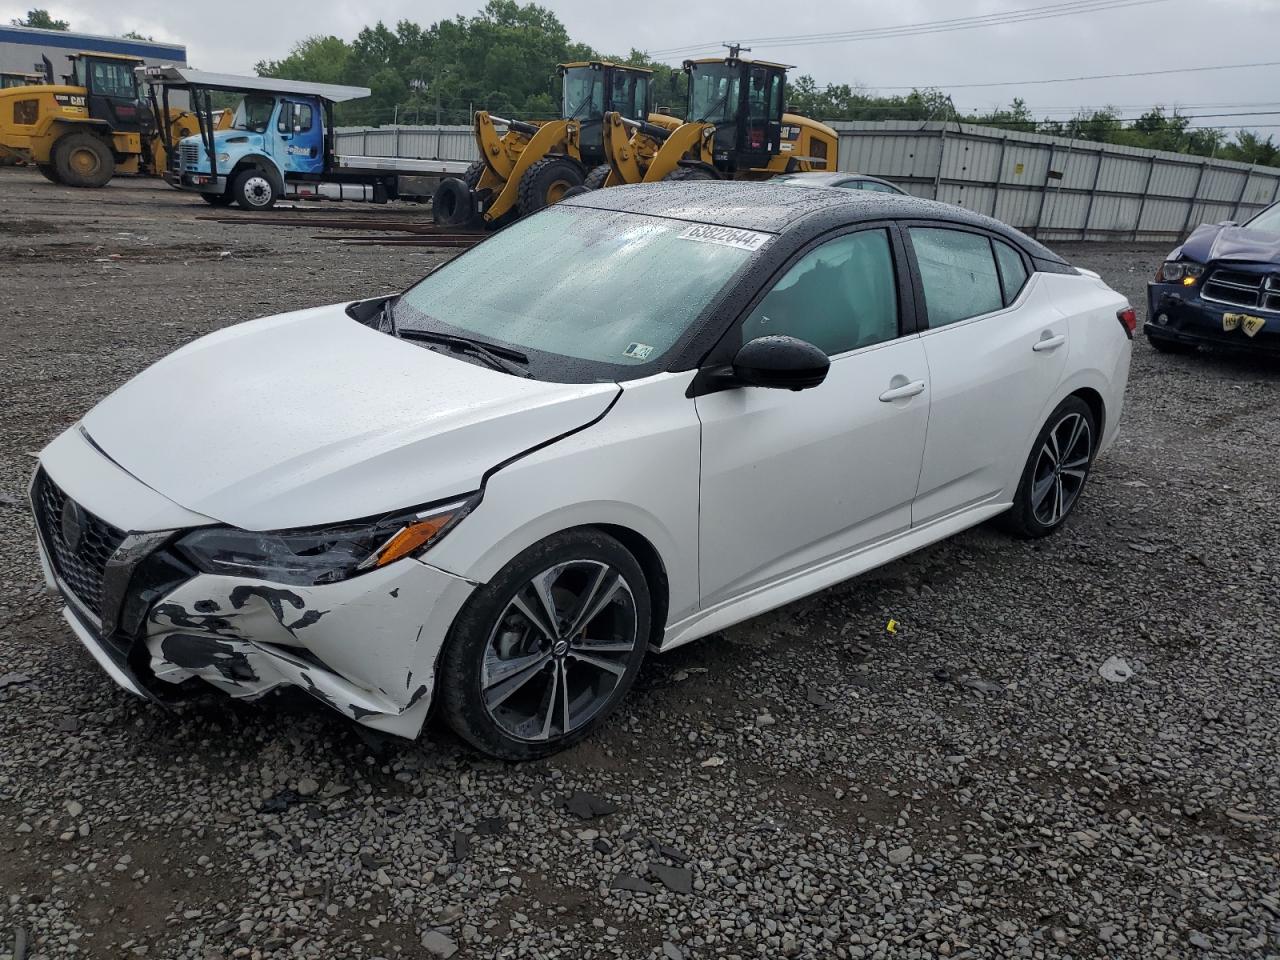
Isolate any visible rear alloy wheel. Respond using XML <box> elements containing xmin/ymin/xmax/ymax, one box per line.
<box><xmin>53</xmin><ymin>132</ymin><xmax>114</xmax><ymax>187</ymax></box>
<box><xmin>439</xmin><ymin>531</ymin><xmax>649</xmax><ymax>759</ymax></box>
<box><xmin>517</xmin><ymin>157</ymin><xmax>585</xmax><ymax>216</ymax></box>
<box><xmin>231</xmin><ymin>169</ymin><xmax>278</xmax><ymax>210</ymax></box>
<box><xmin>1001</xmin><ymin>396</ymin><xmax>1096</xmax><ymax>538</ymax></box>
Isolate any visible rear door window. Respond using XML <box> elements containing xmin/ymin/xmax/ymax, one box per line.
<box><xmin>909</xmin><ymin>227</ymin><xmax>1004</xmax><ymax>327</ymax></box>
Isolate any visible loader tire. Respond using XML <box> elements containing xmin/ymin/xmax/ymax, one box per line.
<box><xmin>433</xmin><ymin>176</ymin><xmax>476</xmax><ymax>227</ymax></box>
<box><xmin>53</xmin><ymin>132</ymin><xmax>114</xmax><ymax>187</ymax></box>
<box><xmin>583</xmin><ymin>164</ymin><xmax>611</xmax><ymax>190</ymax></box>
<box><xmin>36</xmin><ymin>163</ymin><xmax>61</xmax><ymax>184</ymax></box>
<box><xmin>517</xmin><ymin>157</ymin><xmax>585</xmax><ymax>215</ymax></box>
<box><xmin>462</xmin><ymin>160</ymin><xmax>486</xmax><ymax>189</ymax></box>
<box><xmin>663</xmin><ymin>164</ymin><xmax>718</xmax><ymax>181</ymax></box>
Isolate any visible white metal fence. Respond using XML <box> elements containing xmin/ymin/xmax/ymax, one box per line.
<box><xmin>335</xmin><ymin>120</ymin><xmax>1280</xmax><ymax>242</ymax></box>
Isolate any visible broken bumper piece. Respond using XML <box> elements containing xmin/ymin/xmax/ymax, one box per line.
<box><xmin>142</xmin><ymin>559</ymin><xmax>476</xmax><ymax>739</ymax></box>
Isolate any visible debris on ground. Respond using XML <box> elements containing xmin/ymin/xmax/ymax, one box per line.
<box><xmin>1099</xmin><ymin>656</ymin><xmax>1135</xmax><ymax>683</ymax></box>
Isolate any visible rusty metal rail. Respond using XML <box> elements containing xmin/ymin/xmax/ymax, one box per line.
<box><xmin>312</xmin><ymin>234</ymin><xmax>481</xmax><ymax>248</ymax></box>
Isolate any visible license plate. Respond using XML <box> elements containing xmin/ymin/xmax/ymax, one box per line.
<box><xmin>1223</xmin><ymin>312</ymin><xmax>1266</xmax><ymax>336</ymax></box>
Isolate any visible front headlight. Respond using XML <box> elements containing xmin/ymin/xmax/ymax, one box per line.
<box><xmin>176</xmin><ymin>497</ymin><xmax>475</xmax><ymax>586</ymax></box>
<box><xmin>216</xmin><ymin>152</ymin><xmax>230</xmax><ymax>164</ymax></box>
<box><xmin>1157</xmin><ymin>260</ymin><xmax>1205</xmax><ymax>284</ymax></box>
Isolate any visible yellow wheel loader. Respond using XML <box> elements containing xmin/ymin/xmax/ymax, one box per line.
<box><xmin>597</xmin><ymin>50</ymin><xmax>839</xmax><ymax>188</ymax></box>
<box><xmin>0</xmin><ymin>52</ymin><xmax>200</xmax><ymax>187</ymax></box>
<box><xmin>432</xmin><ymin>60</ymin><xmax>676</xmax><ymax>227</ymax></box>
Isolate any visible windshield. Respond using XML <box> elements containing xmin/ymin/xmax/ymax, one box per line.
<box><xmin>395</xmin><ymin>205</ymin><xmax>766</xmax><ymax>380</ymax></box>
<box><xmin>1246</xmin><ymin>202</ymin><xmax>1280</xmax><ymax>235</ymax></box>
<box><xmin>688</xmin><ymin>63</ymin><xmax>740</xmax><ymax>123</ymax></box>
<box><xmin>231</xmin><ymin>94</ymin><xmax>276</xmax><ymax>133</ymax></box>
<box><xmin>561</xmin><ymin>67</ymin><xmax>604</xmax><ymax>121</ymax></box>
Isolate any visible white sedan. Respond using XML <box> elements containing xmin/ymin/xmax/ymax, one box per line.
<box><xmin>31</xmin><ymin>182</ymin><xmax>1133</xmax><ymax>759</ymax></box>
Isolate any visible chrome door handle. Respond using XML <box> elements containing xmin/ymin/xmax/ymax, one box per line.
<box><xmin>1033</xmin><ymin>334</ymin><xmax>1066</xmax><ymax>352</ymax></box>
<box><xmin>878</xmin><ymin>379</ymin><xmax>926</xmax><ymax>402</ymax></box>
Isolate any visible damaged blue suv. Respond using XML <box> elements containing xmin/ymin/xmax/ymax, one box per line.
<box><xmin>1147</xmin><ymin>201</ymin><xmax>1280</xmax><ymax>356</ymax></box>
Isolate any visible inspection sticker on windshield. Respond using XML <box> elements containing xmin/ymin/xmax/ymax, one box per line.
<box><xmin>678</xmin><ymin>224</ymin><xmax>771</xmax><ymax>251</ymax></box>
<box><xmin>623</xmin><ymin>342</ymin><xmax>654</xmax><ymax>360</ymax></box>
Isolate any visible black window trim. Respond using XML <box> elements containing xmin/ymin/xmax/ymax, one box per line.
<box><xmin>687</xmin><ymin>219</ymin><xmax>918</xmax><ymax>396</ymax></box>
<box><xmin>900</xmin><ymin>220</ymin><xmax>1035</xmax><ymax>331</ymax></box>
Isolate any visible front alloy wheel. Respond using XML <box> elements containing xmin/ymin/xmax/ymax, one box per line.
<box><xmin>482</xmin><ymin>560</ymin><xmax>637</xmax><ymax>742</ymax></box>
<box><xmin>439</xmin><ymin>530</ymin><xmax>650</xmax><ymax>759</ymax></box>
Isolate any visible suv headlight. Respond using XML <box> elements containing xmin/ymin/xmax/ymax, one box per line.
<box><xmin>176</xmin><ymin>497</ymin><xmax>475</xmax><ymax>586</ymax></box>
<box><xmin>1157</xmin><ymin>260</ymin><xmax>1205</xmax><ymax>284</ymax></box>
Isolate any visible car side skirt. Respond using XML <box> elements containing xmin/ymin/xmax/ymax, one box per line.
<box><xmin>661</xmin><ymin>497</ymin><xmax>1010</xmax><ymax>650</ymax></box>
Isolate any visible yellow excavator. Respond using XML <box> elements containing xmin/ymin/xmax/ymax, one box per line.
<box><xmin>432</xmin><ymin>59</ymin><xmax>680</xmax><ymax>227</ymax></box>
<box><xmin>596</xmin><ymin>48</ymin><xmax>839</xmax><ymax>187</ymax></box>
<box><xmin>0</xmin><ymin>51</ymin><xmax>201</xmax><ymax>186</ymax></box>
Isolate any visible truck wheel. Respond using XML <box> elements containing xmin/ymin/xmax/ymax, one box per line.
<box><xmin>36</xmin><ymin>163</ymin><xmax>62</xmax><ymax>184</ymax></box>
<box><xmin>517</xmin><ymin>157</ymin><xmax>585</xmax><ymax>215</ymax></box>
<box><xmin>433</xmin><ymin>176</ymin><xmax>475</xmax><ymax>227</ymax></box>
<box><xmin>200</xmin><ymin>192</ymin><xmax>235</xmax><ymax>207</ymax></box>
<box><xmin>663</xmin><ymin>165</ymin><xmax>719</xmax><ymax>181</ymax></box>
<box><xmin>232</xmin><ymin>169</ymin><xmax>278</xmax><ymax>210</ymax></box>
<box><xmin>53</xmin><ymin>133</ymin><xmax>114</xmax><ymax>187</ymax></box>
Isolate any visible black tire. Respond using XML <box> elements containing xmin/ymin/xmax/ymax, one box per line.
<box><xmin>663</xmin><ymin>164</ymin><xmax>719</xmax><ymax>181</ymax></box>
<box><xmin>231</xmin><ymin>168</ymin><xmax>278</xmax><ymax>210</ymax></box>
<box><xmin>52</xmin><ymin>132</ymin><xmax>114</xmax><ymax>187</ymax></box>
<box><xmin>36</xmin><ymin>163</ymin><xmax>61</xmax><ymax>184</ymax></box>
<box><xmin>517</xmin><ymin>156</ymin><xmax>585</xmax><ymax>215</ymax></box>
<box><xmin>432</xmin><ymin>175</ymin><xmax>476</xmax><ymax>227</ymax></box>
<box><xmin>1146</xmin><ymin>333</ymin><xmax>1197</xmax><ymax>355</ymax></box>
<box><xmin>461</xmin><ymin>159</ymin><xmax>486</xmax><ymax>190</ymax></box>
<box><xmin>583</xmin><ymin>163</ymin><xmax>611</xmax><ymax>190</ymax></box>
<box><xmin>438</xmin><ymin>529</ymin><xmax>651</xmax><ymax>760</ymax></box>
<box><xmin>1001</xmin><ymin>396</ymin><xmax>1097</xmax><ymax>538</ymax></box>
<box><xmin>200</xmin><ymin>192</ymin><xmax>235</xmax><ymax>206</ymax></box>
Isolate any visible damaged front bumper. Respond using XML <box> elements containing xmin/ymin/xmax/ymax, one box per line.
<box><xmin>32</xmin><ymin>426</ymin><xmax>475</xmax><ymax>739</ymax></box>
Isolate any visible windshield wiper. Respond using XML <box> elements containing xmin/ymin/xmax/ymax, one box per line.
<box><xmin>378</xmin><ymin>296</ymin><xmax>399</xmax><ymax>335</ymax></box>
<box><xmin>397</xmin><ymin>328</ymin><xmax>530</xmax><ymax>377</ymax></box>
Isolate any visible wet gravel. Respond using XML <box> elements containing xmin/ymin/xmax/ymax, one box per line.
<box><xmin>1</xmin><ymin>168</ymin><xmax>1278</xmax><ymax>959</ymax></box>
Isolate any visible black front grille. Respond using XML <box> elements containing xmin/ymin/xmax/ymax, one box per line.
<box><xmin>1202</xmin><ymin>269</ymin><xmax>1280</xmax><ymax>313</ymax></box>
<box><xmin>32</xmin><ymin>470</ymin><xmax>126</xmax><ymax>618</ymax></box>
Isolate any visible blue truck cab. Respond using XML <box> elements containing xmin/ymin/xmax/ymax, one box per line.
<box><xmin>174</xmin><ymin>91</ymin><xmax>327</xmax><ymax>207</ymax></box>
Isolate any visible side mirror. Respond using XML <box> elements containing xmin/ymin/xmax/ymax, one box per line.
<box><xmin>732</xmin><ymin>335</ymin><xmax>829</xmax><ymax>391</ymax></box>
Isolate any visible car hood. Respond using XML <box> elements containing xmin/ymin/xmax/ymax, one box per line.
<box><xmin>80</xmin><ymin>303</ymin><xmax>618</xmax><ymax>531</ymax></box>
<box><xmin>1176</xmin><ymin>222</ymin><xmax>1280</xmax><ymax>264</ymax></box>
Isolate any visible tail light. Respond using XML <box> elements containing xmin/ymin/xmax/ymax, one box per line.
<box><xmin>1117</xmin><ymin>307</ymin><xmax>1137</xmax><ymax>339</ymax></box>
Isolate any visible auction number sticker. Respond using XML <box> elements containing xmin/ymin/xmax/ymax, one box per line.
<box><xmin>678</xmin><ymin>224</ymin><xmax>771</xmax><ymax>251</ymax></box>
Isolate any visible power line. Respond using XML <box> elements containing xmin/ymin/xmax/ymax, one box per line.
<box><xmin>646</xmin><ymin>0</ymin><xmax>1174</xmax><ymax>58</ymax></box>
<box><xmin>871</xmin><ymin>60</ymin><xmax>1280</xmax><ymax>91</ymax></box>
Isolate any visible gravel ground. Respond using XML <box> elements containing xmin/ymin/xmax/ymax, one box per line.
<box><xmin>1</xmin><ymin>167</ymin><xmax>1277</xmax><ymax>960</ymax></box>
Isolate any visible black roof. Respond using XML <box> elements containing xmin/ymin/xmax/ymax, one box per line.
<box><xmin>563</xmin><ymin>181</ymin><xmax>1071</xmax><ymax>267</ymax></box>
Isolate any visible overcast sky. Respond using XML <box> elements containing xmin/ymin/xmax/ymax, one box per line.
<box><xmin>6</xmin><ymin>0</ymin><xmax>1280</xmax><ymax>133</ymax></box>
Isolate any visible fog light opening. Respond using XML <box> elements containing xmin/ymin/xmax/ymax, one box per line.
<box><xmin>1156</xmin><ymin>313</ymin><xmax>1169</xmax><ymax>326</ymax></box>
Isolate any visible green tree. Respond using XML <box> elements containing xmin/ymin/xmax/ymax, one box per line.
<box><xmin>122</xmin><ymin>30</ymin><xmax>153</xmax><ymax>41</ymax></box>
<box><xmin>11</xmin><ymin>8</ymin><xmax>69</xmax><ymax>29</ymax></box>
